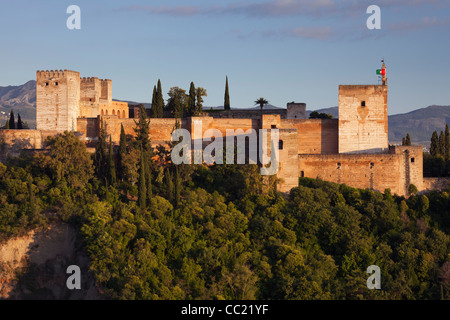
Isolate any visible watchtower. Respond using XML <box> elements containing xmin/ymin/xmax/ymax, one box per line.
<box><xmin>36</xmin><ymin>70</ymin><xmax>80</xmax><ymax>132</ymax></box>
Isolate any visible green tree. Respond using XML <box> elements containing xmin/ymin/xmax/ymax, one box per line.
<box><xmin>118</xmin><ymin>123</ymin><xmax>127</xmax><ymax>181</ymax></box>
<box><xmin>439</xmin><ymin>131</ymin><xmax>445</xmax><ymax>157</ymax></box>
<box><xmin>134</xmin><ymin>105</ymin><xmax>151</xmax><ymax>152</ymax></box>
<box><xmin>430</xmin><ymin>130</ymin><xmax>439</xmax><ymax>157</ymax></box>
<box><xmin>187</xmin><ymin>82</ymin><xmax>196</xmax><ymax>116</ymax></box>
<box><xmin>6</xmin><ymin>118</ymin><xmax>10</xmax><ymax>129</ymax></box>
<box><xmin>195</xmin><ymin>87</ymin><xmax>207</xmax><ymax>116</ymax></box>
<box><xmin>108</xmin><ymin>136</ymin><xmax>117</xmax><ymax>186</ymax></box>
<box><xmin>155</xmin><ymin>79</ymin><xmax>164</xmax><ymax>118</ymax></box>
<box><xmin>405</xmin><ymin>133</ymin><xmax>411</xmax><ymax>146</ymax></box>
<box><xmin>445</xmin><ymin>123</ymin><xmax>449</xmax><ymax>161</ymax></box>
<box><xmin>138</xmin><ymin>146</ymin><xmax>147</xmax><ymax>209</ymax></box>
<box><xmin>309</xmin><ymin>111</ymin><xmax>333</xmax><ymax>119</ymax></box>
<box><xmin>150</xmin><ymin>85</ymin><xmax>158</xmax><ymax>118</ymax></box>
<box><xmin>224</xmin><ymin>76</ymin><xmax>230</xmax><ymax>110</ymax></box>
<box><xmin>34</xmin><ymin>131</ymin><xmax>93</xmax><ymax>188</ymax></box>
<box><xmin>94</xmin><ymin>120</ymin><xmax>108</xmax><ymax>181</ymax></box>
<box><xmin>9</xmin><ymin>110</ymin><xmax>15</xmax><ymax>129</ymax></box>
<box><xmin>17</xmin><ymin>114</ymin><xmax>23</xmax><ymax>129</ymax></box>
<box><xmin>167</xmin><ymin>87</ymin><xmax>187</xmax><ymax>118</ymax></box>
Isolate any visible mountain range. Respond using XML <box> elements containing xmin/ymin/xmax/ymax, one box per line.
<box><xmin>1</xmin><ymin>81</ymin><xmax>448</xmax><ymax>146</ymax></box>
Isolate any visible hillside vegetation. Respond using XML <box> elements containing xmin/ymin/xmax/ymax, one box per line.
<box><xmin>0</xmin><ymin>126</ymin><xmax>449</xmax><ymax>299</ymax></box>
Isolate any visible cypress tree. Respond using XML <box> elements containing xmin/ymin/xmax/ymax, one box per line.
<box><xmin>118</xmin><ymin>123</ymin><xmax>127</xmax><ymax>181</ymax></box>
<box><xmin>224</xmin><ymin>76</ymin><xmax>230</xmax><ymax>110</ymax></box>
<box><xmin>151</xmin><ymin>85</ymin><xmax>157</xmax><ymax>118</ymax></box>
<box><xmin>138</xmin><ymin>147</ymin><xmax>147</xmax><ymax>209</ymax></box>
<box><xmin>17</xmin><ymin>114</ymin><xmax>23</xmax><ymax>129</ymax></box>
<box><xmin>6</xmin><ymin>119</ymin><xmax>9</xmax><ymax>129</ymax></box>
<box><xmin>445</xmin><ymin>123</ymin><xmax>449</xmax><ymax>161</ymax></box>
<box><xmin>146</xmin><ymin>163</ymin><xmax>152</xmax><ymax>205</ymax></box>
<box><xmin>94</xmin><ymin>120</ymin><xmax>108</xmax><ymax>181</ymax></box>
<box><xmin>430</xmin><ymin>130</ymin><xmax>439</xmax><ymax>157</ymax></box>
<box><xmin>166</xmin><ymin>168</ymin><xmax>174</xmax><ymax>203</ymax></box>
<box><xmin>9</xmin><ymin>110</ymin><xmax>15</xmax><ymax>129</ymax></box>
<box><xmin>402</xmin><ymin>137</ymin><xmax>406</xmax><ymax>146</ymax></box>
<box><xmin>108</xmin><ymin>136</ymin><xmax>116</xmax><ymax>186</ymax></box>
<box><xmin>188</xmin><ymin>82</ymin><xmax>196</xmax><ymax>116</ymax></box>
<box><xmin>439</xmin><ymin>131</ymin><xmax>445</xmax><ymax>157</ymax></box>
<box><xmin>155</xmin><ymin>79</ymin><xmax>164</xmax><ymax>118</ymax></box>
<box><xmin>405</xmin><ymin>133</ymin><xmax>411</xmax><ymax>146</ymax></box>
<box><xmin>174</xmin><ymin>165</ymin><xmax>181</xmax><ymax>207</ymax></box>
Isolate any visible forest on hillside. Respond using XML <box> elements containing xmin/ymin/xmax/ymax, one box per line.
<box><xmin>0</xmin><ymin>108</ymin><xmax>449</xmax><ymax>300</ymax></box>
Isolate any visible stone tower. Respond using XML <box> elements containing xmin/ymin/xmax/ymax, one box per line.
<box><xmin>338</xmin><ymin>63</ymin><xmax>388</xmax><ymax>154</ymax></box>
<box><xmin>36</xmin><ymin>70</ymin><xmax>80</xmax><ymax>132</ymax></box>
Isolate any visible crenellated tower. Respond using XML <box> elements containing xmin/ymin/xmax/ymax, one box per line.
<box><xmin>36</xmin><ymin>69</ymin><xmax>80</xmax><ymax>132</ymax></box>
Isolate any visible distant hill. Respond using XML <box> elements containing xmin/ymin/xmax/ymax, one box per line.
<box><xmin>387</xmin><ymin>105</ymin><xmax>450</xmax><ymax>146</ymax></box>
<box><xmin>0</xmin><ymin>80</ymin><xmax>36</xmax><ymax>128</ymax></box>
<box><xmin>0</xmin><ymin>81</ymin><xmax>448</xmax><ymax>146</ymax></box>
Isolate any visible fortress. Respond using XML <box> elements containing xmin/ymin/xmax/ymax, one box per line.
<box><xmin>0</xmin><ymin>65</ymin><xmax>429</xmax><ymax>196</ymax></box>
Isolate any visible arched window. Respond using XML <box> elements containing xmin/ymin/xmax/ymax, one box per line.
<box><xmin>106</xmin><ymin>110</ymin><xmax>108</xmax><ymax>115</ymax></box>
<box><xmin>101</xmin><ymin>109</ymin><xmax>104</xmax><ymax>116</ymax></box>
<box><xmin>123</xmin><ymin>110</ymin><xmax>126</xmax><ymax>118</ymax></box>
<box><xmin>112</xmin><ymin>109</ymin><xmax>116</xmax><ymax>115</ymax></box>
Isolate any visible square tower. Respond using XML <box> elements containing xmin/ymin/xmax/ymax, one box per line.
<box><xmin>338</xmin><ymin>85</ymin><xmax>388</xmax><ymax>154</ymax></box>
<box><xmin>36</xmin><ymin>70</ymin><xmax>80</xmax><ymax>132</ymax></box>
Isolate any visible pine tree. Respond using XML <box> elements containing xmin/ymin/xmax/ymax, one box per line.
<box><xmin>405</xmin><ymin>133</ymin><xmax>411</xmax><ymax>146</ymax></box>
<box><xmin>430</xmin><ymin>130</ymin><xmax>439</xmax><ymax>157</ymax></box>
<box><xmin>108</xmin><ymin>136</ymin><xmax>116</xmax><ymax>186</ymax></box>
<box><xmin>445</xmin><ymin>123</ymin><xmax>449</xmax><ymax>161</ymax></box>
<box><xmin>224</xmin><ymin>76</ymin><xmax>230</xmax><ymax>110</ymax></box>
<box><xmin>138</xmin><ymin>146</ymin><xmax>147</xmax><ymax>209</ymax></box>
<box><xmin>439</xmin><ymin>131</ymin><xmax>445</xmax><ymax>157</ymax></box>
<box><xmin>151</xmin><ymin>85</ymin><xmax>157</xmax><ymax>118</ymax></box>
<box><xmin>188</xmin><ymin>82</ymin><xmax>196</xmax><ymax>116</ymax></box>
<box><xmin>9</xmin><ymin>110</ymin><xmax>15</xmax><ymax>129</ymax></box>
<box><xmin>17</xmin><ymin>114</ymin><xmax>23</xmax><ymax>129</ymax></box>
<box><xmin>118</xmin><ymin>123</ymin><xmax>127</xmax><ymax>181</ymax></box>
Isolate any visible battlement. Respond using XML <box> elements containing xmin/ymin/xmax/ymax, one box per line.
<box><xmin>81</xmin><ymin>77</ymin><xmax>100</xmax><ymax>83</ymax></box>
<box><xmin>37</xmin><ymin>69</ymin><xmax>80</xmax><ymax>80</ymax></box>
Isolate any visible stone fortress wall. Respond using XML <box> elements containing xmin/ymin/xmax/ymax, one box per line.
<box><xmin>0</xmin><ymin>68</ymin><xmax>435</xmax><ymax>196</ymax></box>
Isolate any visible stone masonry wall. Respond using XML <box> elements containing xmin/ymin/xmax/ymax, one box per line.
<box><xmin>339</xmin><ymin>85</ymin><xmax>388</xmax><ymax>154</ymax></box>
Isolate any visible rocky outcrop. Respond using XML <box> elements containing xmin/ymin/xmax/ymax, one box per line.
<box><xmin>0</xmin><ymin>222</ymin><xmax>100</xmax><ymax>300</ymax></box>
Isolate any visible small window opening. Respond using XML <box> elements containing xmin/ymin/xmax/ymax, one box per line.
<box><xmin>55</xmin><ymin>82</ymin><xmax>58</xmax><ymax>86</ymax></box>
<box><xmin>361</xmin><ymin>101</ymin><xmax>366</xmax><ymax>107</ymax></box>
<box><xmin>271</xmin><ymin>124</ymin><xmax>277</xmax><ymax>129</ymax></box>
<box><xmin>300</xmin><ymin>171</ymin><xmax>304</xmax><ymax>178</ymax></box>
<box><xmin>411</xmin><ymin>158</ymin><xmax>415</xmax><ymax>163</ymax></box>
<box><xmin>278</xmin><ymin>140</ymin><xmax>284</xmax><ymax>150</ymax></box>
<box><xmin>45</xmin><ymin>82</ymin><xmax>49</xmax><ymax>86</ymax></box>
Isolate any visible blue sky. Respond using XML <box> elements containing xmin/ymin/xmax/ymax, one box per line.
<box><xmin>0</xmin><ymin>0</ymin><xmax>449</xmax><ymax>115</ymax></box>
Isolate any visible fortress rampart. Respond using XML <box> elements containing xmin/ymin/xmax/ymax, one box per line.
<box><xmin>0</xmin><ymin>66</ymin><xmax>432</xmax><ymax>196</ymax></box>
